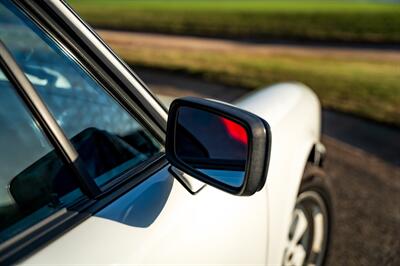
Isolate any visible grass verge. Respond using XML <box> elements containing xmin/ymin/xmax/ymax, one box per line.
<box><xmin>69</xmin><ymin>0</ymin><xmax>400</xmax><ymax>45</ymax></box>
<box><xmin>100</xmin><ymin>32</ymin><xmax>400</xmax><ymax>126</ymax></box>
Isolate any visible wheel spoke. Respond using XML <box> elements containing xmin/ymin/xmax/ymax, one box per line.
<box><xmin>291</xmin><ymin>244</ymin><xmax>306</xmax><ymax>266</ymax></box>
<box><xmin>283</xmin><ymin>209</ymin><xmax>309</xmax><ymax>266</ymax></box>
<box><xmin>312</xmin><ymin>213</ymin><xmax>324</xmax><ymax>253</ymax></box>
<box><xmin>292</xmin><ymin>209</ymin><xmax>308</xmax><ymax>244</ymax></box>
<box><xmin>283</xmin><ymin>190</ymin><xmax>329</xmax><ymax>266</ymax></box>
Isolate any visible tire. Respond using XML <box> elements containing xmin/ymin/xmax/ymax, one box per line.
<box><xmin>282</xmin><ymin>163</ymin><xmax>333</xmax><ymax>266</ymax></box>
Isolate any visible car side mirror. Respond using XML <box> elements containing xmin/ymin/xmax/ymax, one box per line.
<box><xmin>165</xmin><ymin>97</ymin><xmax>271</xmax><ymax>196</ymax></box>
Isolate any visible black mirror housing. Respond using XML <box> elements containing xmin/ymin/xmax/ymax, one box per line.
<box><xmin>166</xmin><ymin>97</ymin><xmax>271</xmax><ymax>196</ymax></box>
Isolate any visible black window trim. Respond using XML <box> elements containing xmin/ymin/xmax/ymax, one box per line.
<box><xmin>0</xmin><ymin>207</ymin><xmax>82</xmax><ymax>265</ymax></box>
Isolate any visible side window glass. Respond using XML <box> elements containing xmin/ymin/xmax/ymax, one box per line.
<box><xmin>0</xmin><ymin>0</ymin><xmax>162</xmax><ymax>187</ymax></box>
<box><xmin>0</xmin><ymin>69</ymin><xmax>84</xmax><ymax>242</ymax></box>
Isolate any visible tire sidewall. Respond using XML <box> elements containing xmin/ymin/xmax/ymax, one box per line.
<box><xmin>298</xmin><ymin>164</ymin><xmax>333</xmax><ymax>266</ymax></box>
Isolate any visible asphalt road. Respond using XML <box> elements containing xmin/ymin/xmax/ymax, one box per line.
<box><xmin>135</xmin><ymin>67</ymin><xmax>400</xmax><ymax>266</ymax></box>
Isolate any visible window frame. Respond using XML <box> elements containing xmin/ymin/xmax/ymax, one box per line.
<box><xmin>5</xmin><ymin>0</ymin><xmax>170</xmax><ymax>190</ymax></box>
<box><xmin>0</xmin><ymin>0</ymin><xmax>170</xmax><ymax>263</ymax></box>
<box><xmin>0</xmin><ymin>41</ymin><xmax>93</xmax><ymax>262</ymax></box>
<box><xmin>9</xmin><ymin>0</ymin><xmax>168</xmax><ymax>192</ymax></box>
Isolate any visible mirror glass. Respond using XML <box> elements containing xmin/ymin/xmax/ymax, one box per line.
<box><xmin>175</xmin><ymin>106</ymin><xmax>249</xmax><ymax>187</ymax></box>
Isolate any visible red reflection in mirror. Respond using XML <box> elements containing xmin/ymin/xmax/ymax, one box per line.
<box><xmin>220</xmin><ymin>117</ymin><xmax>248</xmax><ymax>145</ymax></box>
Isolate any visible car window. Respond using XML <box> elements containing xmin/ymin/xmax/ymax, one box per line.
<box><xmin>0</xmin><ymin>68</ymin><xmax>85</xmax><ymax>243</ymax></box>
<box><xmin>0</xmin><ymin>0</ymin><xmax>162</xmax><ymax>187</ymax></box>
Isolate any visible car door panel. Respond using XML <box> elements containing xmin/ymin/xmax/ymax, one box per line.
<box><xmin>22</xmin><ymin>166</ymin><xmax>268</xmax><ymax>264</ymax></box>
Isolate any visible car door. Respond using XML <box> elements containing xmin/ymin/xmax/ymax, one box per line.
<box><xmin>0</xmin><ymin>0</ymin><xmax>269</xmax><ymax>264</ymax></box>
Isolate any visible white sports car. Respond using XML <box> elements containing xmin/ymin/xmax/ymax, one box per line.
<box><xmin>0</xmin><ymin>0</ymin><xmax>332</xmax><ymax>265</ymax></box>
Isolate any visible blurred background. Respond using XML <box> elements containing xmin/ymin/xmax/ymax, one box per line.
<box><xmin>68</xmin><ymin>0</ymin><xmax>399</xmax><ymax>265</ymax></box>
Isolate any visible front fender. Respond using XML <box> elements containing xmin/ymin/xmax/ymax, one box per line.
<box><xmin>235</xmin><ymin>82</ymin><xmax>322</xmax><ymax>264</ymax></box>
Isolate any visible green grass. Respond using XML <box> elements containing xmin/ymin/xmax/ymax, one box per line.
<box><xmin>103</xmin><ymin>40</ymin><xmax>400</xmax><ymax>126</ymax></box>
<box><xmin>69</xmin><ymin>0</ymin><xmax>400</xmax><ymax>44</ymax></box>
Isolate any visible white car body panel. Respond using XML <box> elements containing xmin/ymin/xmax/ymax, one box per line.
<box><xmin>18</xmin><ymin>1</ymin><xmax>322</xmax><ymax>264</ymax></box>
<box><xmin>23</xmin><ymin>83</ymin><xmax>320</xmax><ymax>265</ymax></box>
<box><xmin>235</xmin><ymin>83</ymin><xmax>321</xmax><ymax>264</ymax></box>
<box><xmin>24</xmin><ymin>167</ymin><xmax>268</xmax><ymax>265</ymax></box>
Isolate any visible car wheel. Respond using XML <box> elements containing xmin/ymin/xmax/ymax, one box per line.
<box><xmin>282</xmin><ymin>164</ymin><xmax>333</xmax><ymax>266</ymax></box>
